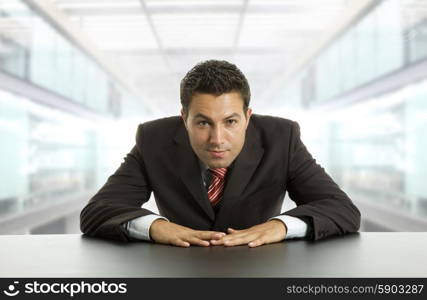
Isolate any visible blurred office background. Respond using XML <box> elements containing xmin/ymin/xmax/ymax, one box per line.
<box><xmin>0</xmin><ymin>0</ymin><xmax>426</xmax><ymax>235</ymax></box>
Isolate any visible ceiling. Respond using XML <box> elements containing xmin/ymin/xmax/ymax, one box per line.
<box><xmin>51</xmin><ymin>0</ymin><xmax>353</xmax><ymax>116</ymax></box>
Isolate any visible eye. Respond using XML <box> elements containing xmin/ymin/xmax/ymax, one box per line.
<box><xmin>226</xmin><ymin>119</ymin><xmax>237</xmax><ymax>125</ymax></box>
<box><xmin>197</xmin><ymin>120</ymin><xmax>209</xmax><ymax>127</ymax></box>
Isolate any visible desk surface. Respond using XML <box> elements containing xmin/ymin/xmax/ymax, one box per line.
<box><xmin>0</xmin><ymin>233</ymin><xmax>426</xmax><ymax>277</ymax></box>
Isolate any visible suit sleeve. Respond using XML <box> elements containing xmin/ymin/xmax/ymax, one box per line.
<box><xmin>282</xmin><ymin>121</ymin><xmax>361</xmax><ymax>240</ymax></box>
<box><xmin>80</xmin><ymin>125</ymin><xmax>156</xmax><ymax>242</ymax></box>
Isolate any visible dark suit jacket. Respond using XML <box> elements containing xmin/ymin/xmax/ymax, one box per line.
<box><xmin>80</xmin><ymin>114</ymin><xmax>360</xmax><ymax>242</ymax></box>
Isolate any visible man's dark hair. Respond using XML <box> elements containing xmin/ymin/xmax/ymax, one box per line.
<box><xmin>180</xmin><ymin>60</ymin><xmax>251</xmax><ymax>115</ymax></box>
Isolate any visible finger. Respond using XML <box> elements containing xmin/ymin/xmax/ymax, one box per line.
<box><xmin>227</xmin><ymin>228</ymin><xmax>238</xmax><ymax>233</ymax></box>
<box><xmin>187</xmin><ymin>237</ymin><xmax>210</xmax><ymax>247</ymax></box>
<box><xmin>223</xmin><ymin>235</ymin><xmax>251</xmax><ymax>247</ymax></box>
<box><xmin>211</xmin><ymin>230</ymin><xmax>243</xmax><ymax>245</ymax></box>
<box><xmin>248</xmin><ymin>239</ymin><xmax>264</xmax><ymax>248</ymax></box>
<box><xmin>211</xmin><ymin>232</ymin><xmax>227</xmax><ymax>240</ymax></box>
<box><xmin>223</xmin><ymin>232</ymin><xmax>260</xmax><ymax>246</ymax></box>
<box><xmin>210</xmin><ymin>238</ymin><xmax>225</xmax><ymax>245</ymax></box>
<box><xmin>172</xmin><ymin>239</ymin><xmax>190</xmax><ymax>248</ymax></box>
<box><xmin>196</xmin><ymin>231</ymin><xmax>226</xmax><ymax>240</ymax></box>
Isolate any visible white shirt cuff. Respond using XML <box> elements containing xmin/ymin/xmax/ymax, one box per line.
<box><xmin>125</xmin><ymin>214</ymin><xmax>169</xmax><ymax>241</ymax></box>
<box><xmin>269</xmin><ymin>215</ymin><xmax>308</xmax><ymax>239</ymax></box>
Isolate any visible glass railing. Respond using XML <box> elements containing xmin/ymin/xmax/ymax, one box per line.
<box><xmin>276</xmin><ymin>0</ymin><xmax>427</xmax><ymax>223</ymax></box>
<box><xmin>0</xmin><ymin>0</ymin><xmax>149</xmax><ymax>221</ymax></box>
<box><xmin>0</xmin><ymin>0</ymin><xmax>145</xmax><ymax>117</ymax></box>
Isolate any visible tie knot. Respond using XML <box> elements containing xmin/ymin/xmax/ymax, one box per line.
<box><xmin>209</xmin><ymin>168</ymin><xmax>227</xmax><ymax>179</ymax></box>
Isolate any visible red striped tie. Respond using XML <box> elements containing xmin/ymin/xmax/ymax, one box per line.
<box><xmin>207</xmin><ymin>168</ymin><xmax>228</xmax><ymax>206</ymax></box>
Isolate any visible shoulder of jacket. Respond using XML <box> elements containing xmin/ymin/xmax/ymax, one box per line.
<box><xmin>139</xmin><ymin>116</ymin><xmax>181</xmax><ymax>131</ymax></box>
<box><xmin>135</xmin><ymin>116</ymin><xmax>181</xmax><ymax>145</ymax></box>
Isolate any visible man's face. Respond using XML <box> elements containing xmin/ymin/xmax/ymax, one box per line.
<box><xmin>182</xmin><ymin>92</ymin><xmax>252</xmax><ymax>169</ymax></box>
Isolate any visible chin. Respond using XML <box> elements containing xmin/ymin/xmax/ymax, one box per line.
<box><xmin>208</xmin><ymin>160</ymin><xmax>230</xmax><ymax>169</ymax></box>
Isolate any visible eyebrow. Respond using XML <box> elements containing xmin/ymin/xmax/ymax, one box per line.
<box><xmin>194</xmin><ymin>113</ymin><xmax>241</xmax><ymax>122</ymax></box>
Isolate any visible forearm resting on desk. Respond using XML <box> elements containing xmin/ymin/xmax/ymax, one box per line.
<box><xmin>123</xmin><ymin>214</ymin><xmax>308</xmax><ymax>246</ymax></box>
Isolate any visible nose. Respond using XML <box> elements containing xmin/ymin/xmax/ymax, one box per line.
<box><xmin>209</xmin><ymin>125</ymin><xmax>225</xmax><ymax>146</ymax></box>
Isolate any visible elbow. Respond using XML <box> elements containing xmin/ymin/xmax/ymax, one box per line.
<box><xmin>79</xmin><ymin>204</ymin><xmax>94</xmax><ymax>236</ymax></box>
<box><xmin>347</xmin><ymin>200</ymin><xmax>361</xmax><ymax>233</ymax></box>
<box><xmin>79</xmin><ymin>210</ymin><xmax>88</xmax><ymax>235</ymax></box>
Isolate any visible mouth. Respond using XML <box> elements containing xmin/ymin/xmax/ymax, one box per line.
<box><xmin>208</xmin><ymin>150</ymin><xmax>227</xmax><ymax>158</ymax></box>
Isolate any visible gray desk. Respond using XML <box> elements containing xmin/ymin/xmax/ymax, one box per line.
<box><xmin>0</xmin><ymin>233</ymin><xmax>426</xmax><ymax>277</ymax></box>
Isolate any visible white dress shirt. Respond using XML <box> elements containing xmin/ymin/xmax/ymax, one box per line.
<box><xmin>125</xmin><ymin>213</ymin><xmax>307</xmax><ymax>241</ymax></box>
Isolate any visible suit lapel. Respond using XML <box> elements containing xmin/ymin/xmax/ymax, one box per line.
<box><xmin>219</xmin><ymin>120</ymin><xmax>264</xmax><ymax>212</ymax></box>
<box><xmin>173</xmin><ymin>123</ymin><xmax>215</xmax><ymax>221</ymax></box>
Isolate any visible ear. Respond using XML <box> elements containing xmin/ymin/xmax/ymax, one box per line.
<box><xmin>181</xmin><ymin>109</ymin><xmax>188</xmax><ymax>128</ymax></box>
<box><xmin>245</xmin><ymin>108</ymin><xmax>252</xmax><ymax>126</ymax></box>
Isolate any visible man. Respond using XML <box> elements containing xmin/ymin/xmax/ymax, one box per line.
<box><xmin>80</xmin><ymin>60</ymin><xmax>360</xmax><ymax>248</ymax></box>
